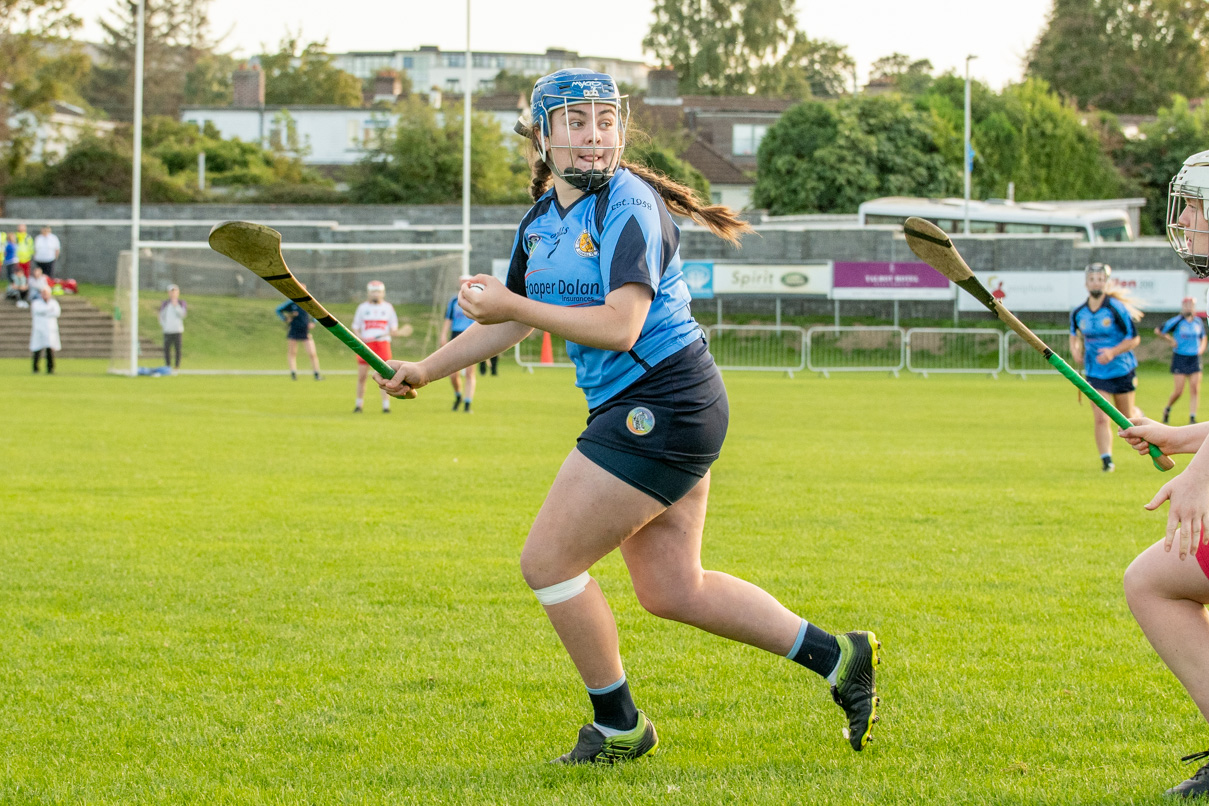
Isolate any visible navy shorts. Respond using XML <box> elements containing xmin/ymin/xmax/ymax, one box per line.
<box><xmin>450</xmin><ymin>330</ymin><xmax>464</xmax><ymax>340</ymax></box>
<box><xmin>577</xmin><ymin>338</ymin><xmax>728</xmax><ymax>506</ymax></box>
<box><xmin>1172</xmin><ymin>353</ymin><xmax>1202</xmax><ymax>375</ymax></box>
<box><xmin>1087</xmin><ymin>370</ymin><xmax>1137</xmax><ymax>395</ymax></box>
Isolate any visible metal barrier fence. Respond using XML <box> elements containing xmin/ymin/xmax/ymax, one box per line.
<box><xmin>1005</xmin><ymin>329</ymin><xmax>1074</xmax><ymax>376</ymax></box>
<box><xmin>513</xmin><ymin>330</ymin><xmax>575</xmax><ymax>371</ymax></box>
<box><xmin>704</xmin><ymin>325</ymin><xmax>807</xmax><ymax>376</ymax></box>
<box><xmin>905</xmin><ymin>328</ymin><xmax>1004</xmax><ymax>377</ymax></box>
<box><xmin>512</xmin><ymin>325</ymin><xmax>1078</xmax><ymax>379</ymax></box>
<box><xmin>806</xmin><ymin>326</ymin><xmax>906</xmax><ymax>376</ymax></box>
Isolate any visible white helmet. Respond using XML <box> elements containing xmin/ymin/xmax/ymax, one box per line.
<box><xmin>1167</xmin><ymin>149</ymin><xmax>1209</xmax><ymax>277</ymax></box>
<box><xmin>367</xmin><ymin>280</ymin><xmax>385</xmax><ymax>294</ymax></box>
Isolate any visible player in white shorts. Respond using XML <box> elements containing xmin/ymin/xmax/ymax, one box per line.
<box><xmin>352</xmin><ymin>281</ymin><xmax>400</xmax><ymax>413</ymax></box>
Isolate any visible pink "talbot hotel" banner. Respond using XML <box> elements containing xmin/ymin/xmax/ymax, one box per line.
<box><xmin>831</xmin><ymin>261</ymin><xmax>954</xmax><ymax>301</ymax></box>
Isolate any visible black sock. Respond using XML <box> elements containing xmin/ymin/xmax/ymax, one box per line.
<box><xmin>587</xmin><ymin>676</ymin><xmax>639</xmax><ymax>732</ymax></box>
<box><xmin>788</xmin><ymin>620</ymin><xmax>841</xmax><ymax>678</ymax></box>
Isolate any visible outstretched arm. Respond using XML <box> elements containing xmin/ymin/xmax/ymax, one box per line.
<box><xmin>458</xmin><ymin>276</ymin><xmax>652</xmax><ymax>353</ymax></box>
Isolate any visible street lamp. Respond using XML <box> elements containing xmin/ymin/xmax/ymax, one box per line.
<box><xmin>963</xmin><ymin>54</ymin><xmax>978</xmax><ymax>235</ymax></box>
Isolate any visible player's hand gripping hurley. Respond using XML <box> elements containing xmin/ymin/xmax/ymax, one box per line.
<box><xmin>208</xmin><ymin>221</ymin><xmax>412</xmax><ymax>396</ymax></box>
<box><xmin>902</xmin><ymin>216</ymin><xmax>1173</xmax><ymax>472</ymax></box>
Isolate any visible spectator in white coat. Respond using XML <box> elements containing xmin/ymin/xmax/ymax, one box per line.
<box><xmin>30</xmin><ymin>285</ymin><xmax>61</xmax><ymax>374</ymax></box>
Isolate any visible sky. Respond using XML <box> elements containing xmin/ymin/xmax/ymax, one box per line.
<box><xmin>72</xmin><ymin>0</ymin><xmax>1056</xmax><ymax>90</ymax></box>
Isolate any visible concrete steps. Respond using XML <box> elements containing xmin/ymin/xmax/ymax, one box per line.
<box><xmin>0</xmin><ymin>295</ymin><xmax>155</xmax><ymax>359</ymax></box>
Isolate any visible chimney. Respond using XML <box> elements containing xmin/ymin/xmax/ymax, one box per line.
<box><xmin>372</xmin><ymin>70</ymin><xmax>402</xmax><ymax>103</ymax></box>
<box><xmin>646</xmin><ymin>68</ymin><xmax>681</xmax><ymax>105</ymax></box>
<box><xmin>233</xmin><ymin>65</ymin><xmax>265</xmax><ymax>108</ymax></box>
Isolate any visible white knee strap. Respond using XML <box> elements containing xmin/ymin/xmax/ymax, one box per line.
<box><xmin>532</xmin><ymin>571</ymin><xmax>592</xmax><ymax>605</ymax></box>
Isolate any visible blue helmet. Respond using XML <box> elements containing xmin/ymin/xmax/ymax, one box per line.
<box><xmin>525</xmin><ymin>68</ymin><xmax>627</xmax><ymax>192</ymax></box>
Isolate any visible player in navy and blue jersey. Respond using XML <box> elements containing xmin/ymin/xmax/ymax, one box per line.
<box><xmin>1156</xmin><ymin>296</ymin><xmax>1208</xmax><ymax>424</ymax></box>
<box><xmin>441</xmin><ymin>290</ymin><xmax>478</xmax><ymax>412</ymax></box>
<box><xmin>375</xmin><ymin>68</ymin><xmax>881</xmax><ymax>764</ymax></box>
<box><xmin>276</xmin><ymin>286</ymin><xmax>322</xmax><ymax>381</ymax></box>
<box><xmin>1115</xmin><ymin>150</ymin><xmax>1209</xmax><ymax>799</ymax></box>
<box><xmin>1069</xmin><ymin>263</ymin><xmax>1142</xmax><ymax>471</ymax></box>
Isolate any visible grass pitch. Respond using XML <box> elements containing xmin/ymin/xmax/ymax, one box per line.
<box><xmin>1</xmin><ymin>352</ymin><xmax>1204</xmax><ymax>804</ymax></box>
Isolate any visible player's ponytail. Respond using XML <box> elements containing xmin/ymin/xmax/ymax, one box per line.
<box><xmin>519</xmin><ymin>125</ymin><xmax>752</xmax><ymax>247</ymax></box>
<box><xmin>617</xmin><ymin>160</ymin><xmax>753</xmax><ymax>247</ymax></box>
<box><xmin>1106</xmin><ymin>283</ymin><xmax>1144</xmax><ymax>322</ymax></box>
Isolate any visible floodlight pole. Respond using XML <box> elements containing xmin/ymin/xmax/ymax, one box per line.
<box><xmin>962</xmin><ymin>54</ymin><xmax>977</xmax><ymax>236</ymax></box>
<box><xmin>462</xmin><ymin>0</ymin><xmax>471</xmax><ymax>277</ymax></box>
<box><xmin>129</xmin><ymin>0</ymin><xmax>146</xmax><ymax>376</ymax></box>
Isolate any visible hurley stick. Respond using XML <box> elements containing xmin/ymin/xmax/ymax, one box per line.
<box><xmin>902</xmin><ymin>216</ymin><xmax>1173</xmax><ymax>472</ymax></box>
<box><xmin>208</xmin><ymin>221</ymin><xmax>404</xmax><ymax>386</ymax></box>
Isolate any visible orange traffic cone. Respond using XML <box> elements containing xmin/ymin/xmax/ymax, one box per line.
<box><xmin>540</xmin><ymin>331</ymin><xmax>554</xmax><ymax>364</ymax></box>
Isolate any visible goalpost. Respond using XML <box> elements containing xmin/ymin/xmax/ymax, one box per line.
<box><xmin>120</xmin><ymin>0</ymin><xmax>476</xmax><ymax>375</ymax></box>
<box><xmin>110</xmin><ymin>241</ymin><xmax>464</xmax><ymax>374</ymax></box>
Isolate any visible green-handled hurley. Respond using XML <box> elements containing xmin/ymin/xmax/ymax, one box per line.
<box><xmin>902</xmin><ymin>216</ymin><xmax>1173</xmax><ymax>472</ymax></box>
<box><xmin>207</xmin><ymin>221</ymin><xmax>404</xmax><ymax>386</ymax></box>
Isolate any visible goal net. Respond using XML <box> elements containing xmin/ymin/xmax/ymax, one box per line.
<box><xmin>110</xmin><ymin>243</ymin><xmax>464</xmax><ymax>374</ymax></box>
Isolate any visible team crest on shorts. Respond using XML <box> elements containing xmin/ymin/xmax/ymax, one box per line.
<box><xmin>574</xmin><ymin>230</ymin><xmax>597</xmax><ymax>257</ymax></box>
<box><xmin>626</xmin><ymin>406</ymin><xmax>655</xmax><ymax>436</ymax></box>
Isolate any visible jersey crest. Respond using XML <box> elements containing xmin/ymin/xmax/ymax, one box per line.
<box><xmin>574</xmin><ymin>230</ymin><xmax>598</xmax><ymax>258</ymax></box>
<box><xmin>524</xmin><ymin>233</ymin><xmax>542</xmax><ymax>255</ymax></box>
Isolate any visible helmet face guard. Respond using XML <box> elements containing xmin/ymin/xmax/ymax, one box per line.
<box><xmin>527</xmin><ymin>69</ymin><xmax>628</xmax><ymax>192</ymax></box>
<box><xmin>1167</xmin><ymin>150</ymin><xmax>1209</xmax><ymax>278</ymax></box>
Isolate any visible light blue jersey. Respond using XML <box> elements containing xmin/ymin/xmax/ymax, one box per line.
<box><xmin>445</xmin><ymin>296</ymin><xmax>475</xmax><ymax>333</ymax></box>
<box><xmin>1070</xmin><ymin>296</ymin><xmax>1138</xmax><ymax>379</ymax></box>
<box><xmin>506</xmin><ymin>168</ymin><xmax>702</xmax><ymax>408</ymax></box>
<box><xmin>1160</xmin><ymin>314</ymin><xmax>1206</xmax><ymax>356</ymax></box>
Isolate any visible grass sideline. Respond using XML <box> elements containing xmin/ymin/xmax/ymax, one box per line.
<box><xmin>2</xmin><ymin>354</ymin><xmax>1205</xmax><ymax>804</ymax></box>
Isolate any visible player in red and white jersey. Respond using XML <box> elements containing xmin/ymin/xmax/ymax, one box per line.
<box><xmin>352</xmin><ymin>281</ymin><xmax>400</xmax><ymax>413</ymax></box>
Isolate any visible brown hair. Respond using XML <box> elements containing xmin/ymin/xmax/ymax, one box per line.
<box><xmin>523</xmin><ymin>127</ymin><xmax>753</xmax><ymax>247</ymax></box>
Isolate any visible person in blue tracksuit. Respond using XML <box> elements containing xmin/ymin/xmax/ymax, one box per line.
<box><xmin>1156</xmin><ymin>296</ymin><xmax>1208</xmax><ymax>424</ymax></box>
<box><xmin>1070</xmin><ymin>262</ymin><xmax>1142</xmax><ymax>472</ymax></box>
<box><xmin>374</xmin><ymin>69</ymin><xmax>881</xmax><ymax>764</ymax></box>
<box><xmin>276</xmin><ymin>285</ymin><xmax>322</xmax><ymax>381</ymax></box>
<box><xmin>441</xmin><ymin>290</ymin><xmax>478</xmax><ymax>412</ymax></box>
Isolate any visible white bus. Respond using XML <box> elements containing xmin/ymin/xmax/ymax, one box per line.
<box><xmin>857</xmin><ymin>197</ymin><xmax>1134</xmax><ymax>243</ymax></box>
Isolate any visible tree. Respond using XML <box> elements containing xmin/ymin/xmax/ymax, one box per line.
<box><xmin>1116</xmin><ymin>96</ymin><xmax>1209</xmax><ymax>234</ymax></box>
<box><xmin>259</xmin><ymin>37</ymin><xmax>363</xmax><ymax>107</ymax></box>
<box><xmin>754</xmin><ymin>33</ymin><xmax>854</xmax><ymax>98</ymax></box>
<box><xmin>0</xmin><ymin>0</ymin><xmax>87</xmax><ymax>203</ymax></box>
<box><xmin>492</xmin><ymin>69</ymin><xmax>538</xmax><ymax>97</ymax></box>
<box><xmin>644</xmin><ymin>0</ymin><xmax>800</xmax><ymax>95</ymax></box>
<box><xmin>347</xmin><ymin>97</ymin><xmax>528</xmax><ymax>204</ymax></box>
<box><xmin>868</xmin><ymin>53</ymin><xmax>934</xmax><ymax>95</ymax></box>
<box><xmin>87</xmin><ymin>0</ymin><xmax>220</xmax><ymax>121</ymax></box>
<box><xmin>7</xmin><ymin>116</ymin><xmax>336</xmax><ymax>202</ymax></box>
<box><xmin>919</xmin><ymin>75</ymin><xmax>1123</xmax><ymax>202</ymax></box>
<box><xmin>1027</xmin><ymin>0</ymin><xmax>1209</xmax><ymax>114</ymax></box>
<box><xmin>751</xmin><ymin>95</ymin><xmax>957</xmax><ymax>214</ymax></box>
<box><xmin>627</xmin><ymin>140</ymin><xmax>710</xmax><ymax>203</ymax></box>
<box><xmin>184</xmin><ymin>51</ymin><xmax>237</xmax><ymax>107</ymax></box>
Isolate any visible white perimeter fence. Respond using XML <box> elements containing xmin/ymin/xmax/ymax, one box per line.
<box><xmin>514</xmin><ymin>325</ymin><xmax>1073</xmax><ymax>378</ymax></box>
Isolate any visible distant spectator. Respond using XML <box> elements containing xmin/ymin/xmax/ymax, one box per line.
<box><xmin>7</xmin><ymin>261</ymin><xmax>28</xmax><ymax>308</ymax></box>
<box><xmin>11</xmin><ymin>223</ymin><xmax>33</xmax><ymax>276</ymax></box>
<box><xmin>276</xmin><ymin>284</ymin><xmax>322</xmax><ymax>381</ymax></box>
<box><xmin>2</xmin><ymin>233</ymin><xmax>17</xmax><ymax>286</ymax></box>
<box><xmin>27</xmin><ymin>265</ymin><xmax>49</xmax><ymax>302</ymax></box>
<box><xmin>29</xmin><ymin>285</ymin><xmax>60</xmax><ymax>374</ymax></box>
<box><xmin>33</xmin><ymin>225</ymin><xmax>60</xmax><ymax>277</ymax></box>
<box><xmin>158</xmin><ymin>284</ymin><xmax>187</xmax><ymax>369</ymax></box>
